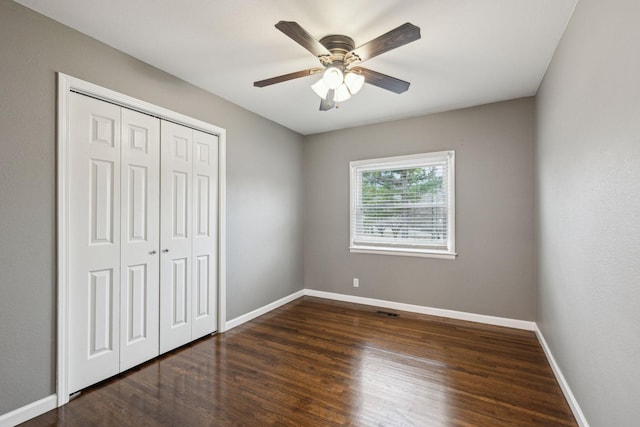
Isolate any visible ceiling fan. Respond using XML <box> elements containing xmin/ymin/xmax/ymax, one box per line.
<box><xmin>254</xmin><ymin>21</ymin><xmax>421</xmax><ymax>111</ymax></box>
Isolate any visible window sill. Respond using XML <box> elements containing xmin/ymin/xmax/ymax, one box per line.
<box><xmin>349</xmin><ymin>246</ymin><xmax>457</xmax><ymax>260</ymax></box>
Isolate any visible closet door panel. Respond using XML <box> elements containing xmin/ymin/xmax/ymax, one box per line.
<box><xmin>160</xmin><ymin>121</ymin><xmax>193</xmax><ymax>353</ymax></box>
<box><xmin>68</xmin><ymin>93</ymin><xmax>121</xmax><ymax>393</ymax></box>
<box><xmin>120</xmin><ymin>109</ymin><xmax>160</xmax><ymax>371</ymax></box>
<box><xmin>192</xmin><ymin>131</ymin><xmax>218</xmax><ymax>338</ymax></box>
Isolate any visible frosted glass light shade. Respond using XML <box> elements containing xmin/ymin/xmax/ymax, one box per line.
<box><xmin>312</xmin><ymin>68</ymin><xmax>361</xmax><ymax>103</ymax></box>
<box><xmin>311</xmin><ymin>79</ymin><xmax>330</xmax><ymax>99</ymax></box>
<box><xmin>334</xmin><ymin>84</ymin><xmax>352</xmax><ymax>102</ymax></box>
<box><xmin>323</xmin><ymin>67</ymin><xmax>344</xmax><ymax>90</ymax></box>
<box><xmin>345</xmin><ymin>72</ymin><xmax>365</xmax><ymax>95</ymax></box>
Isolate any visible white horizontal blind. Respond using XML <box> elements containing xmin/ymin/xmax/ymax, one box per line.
<box><xmin>350</xmin><ymin>151</ymin><xmax>455</xmax><ymax>255</ymax></box>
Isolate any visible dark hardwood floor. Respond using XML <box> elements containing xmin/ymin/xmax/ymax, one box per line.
<box><xmin>22</xmin><ymin>297</ymin><xmax>577</xmax><ymax>426</ymax></box>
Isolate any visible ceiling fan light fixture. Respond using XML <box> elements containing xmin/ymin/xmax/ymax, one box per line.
<box><xmin>311</xmin><ymin>79</ymin><xmax>330</xmax><ymax>99</ymax></box>
<box><xmin>322</xmin><ymin>66</ymin><xmax>344</xmax><ymax>90</ymax></box>
<box><xmin>345</xmin><ymin>72</ymin><xmax>365</xmax><ymax>95</ymax></box>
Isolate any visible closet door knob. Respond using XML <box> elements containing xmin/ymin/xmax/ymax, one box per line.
<box><xmin>149</xmin><ymin>250</ymin><xmax>157</xmax><ymax>255</ymax></box>
<box><xmin>162</xmin><ymin>249</ymin><xmax>170</xmax><ymax>253</ymax></box>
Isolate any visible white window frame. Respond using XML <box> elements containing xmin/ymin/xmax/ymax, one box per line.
<box><xmin>349</xmin><ymin>151</ymin><xmax>456</xmax><ymax>259</ymax></box>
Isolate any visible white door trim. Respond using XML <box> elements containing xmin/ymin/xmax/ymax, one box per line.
<box><xmin>56</xmin><ymin>73</ymin><xmax>227</xmax><ymax>406</ymax></box>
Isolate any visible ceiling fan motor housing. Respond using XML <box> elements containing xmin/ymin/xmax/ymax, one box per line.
<box><xmin>319</xmin><ymin>35</ymin><xmax>357</xmax><ymax>67</ymax></box>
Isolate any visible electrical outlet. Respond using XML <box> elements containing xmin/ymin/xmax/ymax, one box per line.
<box><xmin>353</xmin><ymin>278</ymin><xmax>359</xmax><ymax>288</ymax></box>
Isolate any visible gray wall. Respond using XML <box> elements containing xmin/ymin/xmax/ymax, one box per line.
<box><xmin>304</xmin><ymin>98</ymin><xmax>536</xmax><ymax>320</ymax></box>
<box><xmin>535</xmin><ymin>0</ymin><xmax>640</xmax><ymax>425</ymax></box>
<box><xmin>0</xmin><ymin>0</ymin><xmax>304</xmax><ymax>415</ymax></box>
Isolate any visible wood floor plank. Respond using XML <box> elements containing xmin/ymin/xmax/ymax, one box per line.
<box><xmin>21</xmin><ymin>297</ymin><xmax>577</xmax><ymax>426</ymax></box>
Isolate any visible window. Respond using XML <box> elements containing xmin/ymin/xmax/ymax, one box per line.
<box><xmin>349</xmin><ymin>151</ymin><xmax>456</xmax><ymax>259</ymax></box>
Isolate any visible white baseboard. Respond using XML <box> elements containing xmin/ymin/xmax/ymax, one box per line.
<box><xmin>224</xmin><ymin>289</ymin><xmax>305</xmax><ymax>330</ymax></box>
<box><xmin>534</xmin><ymin>325</ymin><xmax>590</xmax><ymax>427</ymax></box>
<box><xmin>224</xmin><ymin>288</ymin><xmax>535</xmax><ymax>332</ymax></box>
<box><xmin>0</xmin><ymin>394</ymin><xmax>57</xmax><ymax>427</ymax></box>
<box><xmin>304</xmin><ymin>289</ymin><xmax>535</xmax><ymax>331</ymax></box>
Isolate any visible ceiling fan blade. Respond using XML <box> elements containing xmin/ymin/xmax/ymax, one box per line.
<box><xmin>352</xmin><ymin>67</ymin><xmax>410</xmax><ymax>94</ymax></box>
<box><xmin>254</xmin><ymin>68</ymin><xmax>323</xmax><ymax>87</ymax></box>
<box><xmin>347</xmin><ymin>23</ymin><xmax>420</xmax><ymax>64</ymax></box>
<box><xmin>275</xmin><ymin>21</ymin><xmax>331</xmax><ymax>58</ymax></box>
<box><xmin>319</xmin><ymin>90</ymin><xmax>336</xmax><ymax>111</ymax></box>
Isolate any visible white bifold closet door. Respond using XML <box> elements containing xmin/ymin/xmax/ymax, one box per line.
<box><xmin>68</xmin><ymin>93</ymin><xmax>161</xmax><ymax>392</ymax></box>
<box><xmin>160</xmin><ymin>121</ymin><xmax>218</xmax><ymax>354</ymax></box>
<box><xmin>67</xmin><ymin>93</ymin><xmax>218</xmax><ymax>393</ymax></box>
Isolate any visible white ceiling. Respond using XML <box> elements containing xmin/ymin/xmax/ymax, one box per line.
<box><xmin>16</xmin><ymin>0</ymin><xmax>577</xmax><ymax>135</ymax></box>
